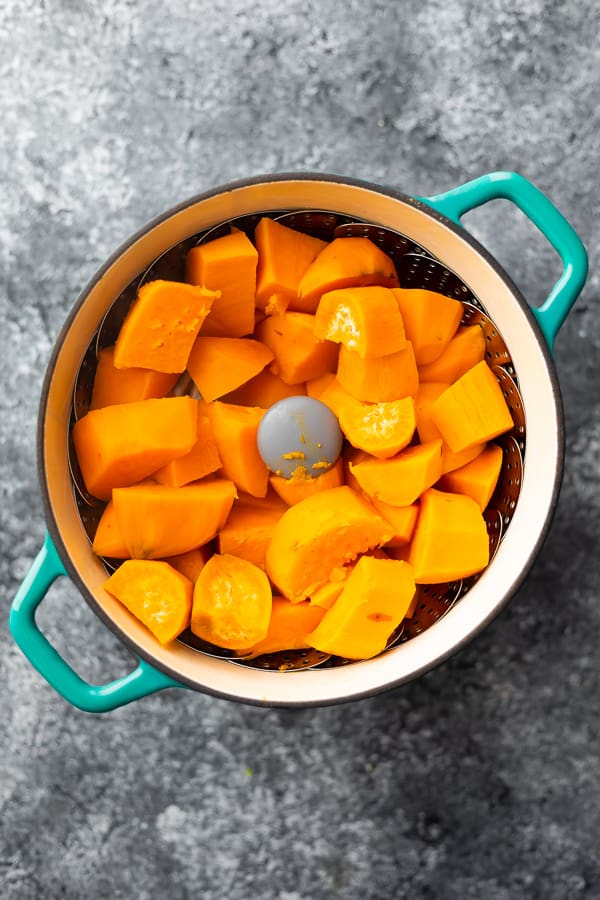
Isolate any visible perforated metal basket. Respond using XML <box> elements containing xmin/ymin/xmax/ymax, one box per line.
<box><xmin>9</xmin><ymin>171</ymin><xmax>587</xmax><ymax>712</ymax></box>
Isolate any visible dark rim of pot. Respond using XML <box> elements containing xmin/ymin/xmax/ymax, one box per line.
<box><xmin>36</xmin><ymin>171</ymin><xmax>566</xmax><ymax>707</ymax></box>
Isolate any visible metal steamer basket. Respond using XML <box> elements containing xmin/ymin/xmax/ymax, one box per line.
<box><xmin>9</xmin><ymin>172</ymin><xmax>588</xmax><ymax>712</ymax></box>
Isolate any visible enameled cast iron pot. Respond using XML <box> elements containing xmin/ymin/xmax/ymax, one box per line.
<box><xmin>9</xmin><ymin>171</ymin><xmax>588</xmax><ymax>712</ymax></box>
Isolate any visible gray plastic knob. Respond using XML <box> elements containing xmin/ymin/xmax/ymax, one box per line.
<box><xmin>257</xmin><ymin>396</ymin><xmax>343</xmax><ymax>479</ymax></box>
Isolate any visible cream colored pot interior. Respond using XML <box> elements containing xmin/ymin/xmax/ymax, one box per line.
<box><xmin>42</xmin><ymin>178</ymin><xmax>561</xmax><ymax>705</ymax></box>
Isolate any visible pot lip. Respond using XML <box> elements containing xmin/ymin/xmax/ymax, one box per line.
<box><xmin>36</xmin><ymin>171</ymin><xmax>566</xmax><ymax>706</ymax></box>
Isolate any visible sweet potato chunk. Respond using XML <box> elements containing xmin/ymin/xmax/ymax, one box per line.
<box><xmin>206</xmin><ymin>401</ymin><xmax>270</xmax><ymax>498</ymax></box>
<box><xmin>90</xmin><ymin>346</ymin><xmax>178</xmax><ymax>410</ymax></box>
<box><xmin>418</xmin><ymin>325</ymin><xmax>486</xmax><ymax>383</ymax></box>
<box><xmin>113</xmin><ymin>280</ymin><xmax>219</xmax><ymax>373</ymax></box>
<box><xmin>269</xmin><ymin>457</ymin><xmax>345</xmax><ymax>506</ymax></box>
<box><xmin>391</xmin><ymin>288</ymin><xmax>463</xmax><ymax>365</ymax></box>
<box><xmin>265</xmin><ymin>485</ymin><xmax>393</xmax><ymax>601</ymax></box>
<box><xmin>104</xmin><ymin>560</ymin><xmax>193</xmax><ymax>644</ymax></box>
<box><xmin>438</xmin><ymin>443</ymin><xmax>503</xmax><ymax>511</ymax></box>
<box><xmin>307</xmin><ymin>555</ymin><xmax>416</xmax><ymax>659</ymax></box>
<box><xmin>431</xmin><ymin>361</ymin><xmax>514</xmax><ymax>452</ymax></box>
<box><xmin>314</xmin><ymin>286</ymin><xmax>406</xmax><ymax>358</ymax></box>
<box><xmin>112</xmin><ymin>480</ymin><xmax>237</xmax><ymax>559</ymax></box>
<box><xmin>72</xmin><ymin>396</ymin><xmax>198</xmax><ymax>500</ymax></box>
<box><xmin>297</xmin><ymin>237</ymin><xmax>400</xmax><ymax>312</ymax></box>
<box><xmin>349</xmin><ymin>440</ymin><xmax>444</xmax><ymax>507</ymax></box>
<box><xmin>187</xmin><ymin>336</ymin><xmax>274</xmax><ymax>402</ymax></box>
<box><xmin>337</xmin><ymin>342</ymin><xmax>419</xmax><ymax>403</ymax></box>
<box><xmin>222</xmin><ymin>368</ymin><xmax>306</xmax><ymax>408</ymax></box>
<box><xmin>186</xmin><ymin>231</ymin><xmax>258</xmax><ymax>338</ymax></box>
<box><xmin>191</xmin><ymin>553</ymin><xmax>272</xmax><ymax>650</ymax></box>
<box><xmin>246</xmin><ymin>597</ymin><xmax>326</xmax><ymax>657</ymax></box>
<box><xmin>409</xmin><ymin>488</ymin><xmax>490</xmax><ymax>583</ymax></box>
<box><xmin>152</xmin><ymin>405</ymin><xmax>222</xmax><ymax>486</ymax></box>
<box><xmin>218</xmin><ymin>493</ymin><xmax>287</xmax><ymax>569</ymax></box>
<box><xmin>254</xmin><ymin>217</ymin><xmax>327</xmax><ymax>310</ymax></box>
<box><xmin>255</xmin><ymin>312</ymin><xmax>338</xmax><ymax>385</ymax></box>
<box><xmin>338</xmin><ymin>395</ymin><xmax>416</xmax><ymax>459</ymax></box>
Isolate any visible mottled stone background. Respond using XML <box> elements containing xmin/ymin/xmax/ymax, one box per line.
<box><xmin>1</xmin><ymin>1</ymin><xmax>599</xmax><ymax>898</ymax></box>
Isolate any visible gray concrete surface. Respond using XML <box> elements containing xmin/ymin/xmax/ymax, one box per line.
<box><xmin>1</xmin><ymin>1</ymin><xmax>599</xmax><ymax>898</ymax></box>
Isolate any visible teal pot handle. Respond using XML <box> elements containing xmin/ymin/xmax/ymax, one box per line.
<box><xmin>9</xmin><ymin>532</ymin><xmax>183</xmax><ymax>712</ymax></box>
<box><xmin>420</xmin><ymin>171</ymin><xmax>588</xmax><ymax>350</ymax></box>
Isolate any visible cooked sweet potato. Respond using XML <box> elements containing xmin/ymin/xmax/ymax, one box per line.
<box><xmin>431</xmin><ymin>361</ymin><xmax>514</xmax><ymax>452</ymax></box>
<box><xmin>418</xmin><ymin>325</ymin><xmax>486</xmax><ymax>383</ymax></box>
<box><xmin>185</xmin><ymin>230</ymin><xmax>258</xmax><ymax>338</ymax></box>
<box><xmin>112</xmin><ymin>479</ymin><xmax>237</xmax><ymax>559</ymax></box>
<box><xmin>255</xmin><ymin>311</ymin><xmax>338</xmax><ymax>385</ymax></box>
<box><xmin>349</xmin><ymin>440</ymin><xmax>444</xmax><ymax>507</ymax></box>
<box><xmin>254</xmin><ymin>217</ymin><xmax>327</xmax><ymax>310</ymax></box>
<box><xmin>113</xmin><ymin>280</ymin><xmax>219</xmax><ymax>373</ymax></box>
<box><xmin>104</xmin><ymin>559</ymin><xmax>193</xmax><ymax>644</ymax></box>
<box><xmin>337</xmin><ymin>342</ymin><xmax>419</xmax><ymax>403</ymax></box>
<box><xmin>72</xmin><ymin>396</ymin><xmax>198</xmax><ymax>500</ymax></box>
<box><xmin>297</xmin><ymin>237</ymin><xmax>400</xmax><ymax>312</ymax></box>
<box><xmin>191</xmin><ymin>553</ymin><xmax>273</xmax><ymax>650</ymax></box>
<box><xmin>269</xmin><ymin>457</ymin><xmax>345</xmax><ymax>506</ymax></box>
<box><xmin>314</xmin><ymin>286</ymin><xmax>406</xmax><ymax>358</ymax></box>
<box><xmin>391</xmin><ymin>288</ymin><xmax>463</xmax><ymax>365</ymax></box>
<box><xmin>408</xmin><ymin>488</ymin><xmax>490</xmax><ymax>583</ymax></box>
<box><xmin>187</xmin><ymin>336</ymin><xmax>274</xmax><ymax>402</ymax></box>
<box><xmin>265</xmin><ymin>485</ymin><xmax>393</xmax><ymax>601</ymax></box>
<box><xmin>307</xmin><ymin>555</ymin><xmax>416</xmax><ymax>659</ymax></box>
<box><xmin>245</xmin><ymin>597</ymin><xmax>326</xmax><ymax>657</ymax></box>
<box><xmin>90</xmin><ymin>346</ymin><xmax>178</xmax><ymax>410</ymax></box>
<box><xmin>206</xmin><ymin>401</ymin><xmax>270</xmax><ymax>498</ymax></box>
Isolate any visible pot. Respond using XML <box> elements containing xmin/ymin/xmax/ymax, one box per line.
<box><xmin>9</xmin><ymin>171</ymin><xmax>588</xmax><ymax>712</ymax></box>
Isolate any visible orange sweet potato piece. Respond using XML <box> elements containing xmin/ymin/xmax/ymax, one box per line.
<box><xmin>391</xmin><ymin>288</ymin><xmax>463</xmax><ymax>365</ymax></box>
<box><xmin>255</xmin><ymin>312</ymin><xmax>338</xmax><ymax>385</ymax></box>
<box><xmin>218</xmin><ymin>493</ymin><xmax>287</xmax><ymax>569</ymax></box>
<box><xmin>187</xmin><ymin>336</ymin><xmax>274</xmax><ymax>402</ymax></box>
<box><xmin>206</xmin><ymin>401</ymin><xmax>269</xmax><ymax>497</ymax></box>
<box><xmin>431</xmin><ymin>360</ymin><xmax>514</xmax><ymax>452</ymax></box>
<box><xmin>438</xmin><ymin>443</ymin><xmax>503</xmax><ymax>511</ymax></box>
<box><xmin>308</xmin><ymin>548</ymin><xmax>389</xmax><ymax>609</ymax></box>
<box><xmin>245</xmin><ymin>597</ymin><xmax>326</xmax><ymax>657</ymax></box>
<box><xmin>306</xmin><ymin>373</ymin><xmax>354</xmax><ymax>418</ymax></box>
<box><xmin>191</xmin><ymin>553</ymin><xmax>272</xmax><ymax>650</ymax></box>
<box><xmin>314</xmin><ymin>286</ymin><xmax>406</xmax><ymax>358</ymax></box>
<box><xmin>415</xmin><ymin>381</ymin><xmax>486</xmax><ymax>474</ymax></box>
<box><xmin>222</xmin><ymin>368</ymin><xmax>306</xmax><ymax>408</ymax></box>
<box><xmin>418</xmin><ymin>325</ymin><xmax>486</xmax><ymax>383</ymax></box>
<box><xmin>308</xmin><ymin>579</ymin><xmax>346</xmax><ymax>610</ymax></box>
<box><xmin>349</xmin><ymin>440</ymin><xmax>444</xmax><ymax>507</ymax></box>
<box><xmin>113</xmin><ymin>280</ymin><xmax>219</xmax><ymax>373</ymax></box>
<box><xmin>338</xmin><ymin>395</ymin><xmax>416</xmax><ymax>459</ymax></box>
<box><xmin>265</xmin><ymin>485</ymin><xmax>394</xmax><ymax>601</ymax></box>
<box><xmin>337</xmin><ymin>342</ymin><xmax>419</xmax><ymax>403</ymax></box>
<box><xmin>185</xmin><ymin>231</ymin><xmax>258</xmax><ymax>338</ymax></box>
<box><xmin>162</xmin><ymin>545</ymin><xmax>213</xmax><ymax>583</ymax></box>
<box><xmin>112</xmin><ymin>479</ymin><xmax>237</xmax><ymax>559</ymax></box>
<box><xmin>307</xmin><ymin>555</ymin><xmax>416</xmax><ymax>659</ymax></box>
<box><xmin>269</xmin><ymin>457</ymin><xmax>345</xmax><ymax>506</ymax></box>
<box><xmin>254</xmin><ymin>217</ymin><xmax>328</xmax><ymax>310</ymax></box>
<box><xmin>72</xmin><ymin>396</ymin><xmax>198</xmax><ymax>500</ymax></box>
<box><xmin>370</xmin><ymin>499</ymin><xmax>419</xmax><ymax>548</ymax></box>
<box><xmin>297</xmin><ymin>237</ymin><xmax>400</xmax><ymax>313</ymax></box>
<box><xmin>90</xmin><ymin>346</ymin><xmax>178</xmax><ymax>410</ymax></box>
<box><xmin>409</xmin><ymin>488</ymin><xmax>490</xmax><ymax>583</ymax></box>
<box><xmin>92</xmin><ymin>501</ymin><xmax>129</xmax><ymax>559</ymax></box>
<box><xmin>152</xmin><ymin>405</ymin><xmax>222</xmax><ymax>487</ymax></box>
<box><xmin>104</xmin><ymin>559</ymin><xmax>193</xmax><ymax>644</ymax></box>
<box><xmin>342</xmin><ymin>446</ymin><xmax>371</xmax><ymax>493</ymax></box>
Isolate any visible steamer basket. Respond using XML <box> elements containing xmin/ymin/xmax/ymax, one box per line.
<box><xmin>9</xmin><ymin>171</ymin><xmax>588</xmax><ymax>712</ymax></box>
